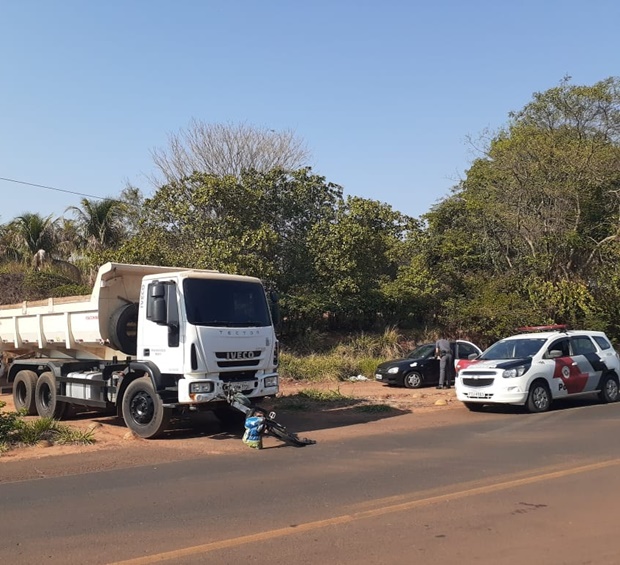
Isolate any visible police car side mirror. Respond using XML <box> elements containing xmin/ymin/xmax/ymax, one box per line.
<box><xmin>468</xmin><ymin>353</ymin><xmax>478</xmax><ymax>360</ymax></box>
<box><xmin>548</xmin><ymin>349</ymin><xmax>563</xmax><ymax>358</ymax></box>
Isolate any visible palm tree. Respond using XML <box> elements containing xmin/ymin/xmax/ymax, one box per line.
<box><xmin>10</xmin><ymin>213</ymin><xmax>58</xmax><ymax>264</ymax></box>
<box><xmin>66</xmin><ymin>198</ymin><xmax>126</xmax><ymax>252</ymax></box>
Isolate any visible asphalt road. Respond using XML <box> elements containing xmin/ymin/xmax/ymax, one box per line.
<box><xmin>3</xmin><ymin>397</ymin><xmax>620</xmax><ymax>564</ymax></box>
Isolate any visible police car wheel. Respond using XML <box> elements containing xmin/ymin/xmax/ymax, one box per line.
<box><xmin>526</xmin><ymin>381</ymin><xmax>551</xmax><ymax>413</ymax></box>
<box><xmin>598</xmin><ymin>374</ymin><xmax>619</xmax><ymax>403</ymax></box>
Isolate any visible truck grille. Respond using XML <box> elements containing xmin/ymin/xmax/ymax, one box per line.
<box><xmin>215</xmin><ymin>351</ymin><xmax>262</xmax><ymax>368</ymax></box>
<box><xmin>219</xmin><ymin>371</ymin><xmax>257</xmax><ymax>382</ymax></box>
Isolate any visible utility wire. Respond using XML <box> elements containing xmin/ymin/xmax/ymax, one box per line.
<box><xmin>0</xmin><ymin>176</ymin><xmax>107</xmax><ymax>201</ymax></box>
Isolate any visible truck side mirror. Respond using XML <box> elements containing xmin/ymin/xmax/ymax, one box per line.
<box><xmin>146</xmin><ymin>282</ymin><xmax>179</xmax><ymax>347</ymax></box>
<box><xmin>151</xmin><ymin>298</ymin><xmax>167</xmax><ymax>324</ymax></box>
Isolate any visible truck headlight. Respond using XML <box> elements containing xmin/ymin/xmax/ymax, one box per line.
<box><xmin>502</xmin><ymin>366</ymin><xmax>527</xmax><ymax>379</ymax></box>
<box><xmin>190</xmin><ymin>382</ymin><xmax>214</xmax><ymax>393</ymax></box>
<box><xmin>264</xmin><ymin>376</ymin><xmax>278</xmax><ymax>388</ymax></box>
<box><xmin>387</xmin><ymin>366</ymin><xmax>399</xmax><ymax>374</ymax></box>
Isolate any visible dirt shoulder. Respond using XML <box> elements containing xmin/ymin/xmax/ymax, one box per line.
<box><xmin>0</xmin><ymin>379</ymin><xmax>462</xmax><ymax>472</ymax></box>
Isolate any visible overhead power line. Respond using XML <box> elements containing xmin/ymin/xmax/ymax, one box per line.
<box><xmin>0</xmin><ymin>176</ymin><xmax>107</xmax><ymax>201</ymax></box>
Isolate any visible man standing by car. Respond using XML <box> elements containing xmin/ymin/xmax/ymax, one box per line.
<box><xmin>435</xmin><ymin>337</ymin><xmax>454</xmax><ymax>389</ymax></box>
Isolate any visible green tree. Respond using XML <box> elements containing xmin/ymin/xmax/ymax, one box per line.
<box><xmin>307</xmin><ymin>197</ymin><xmax>412</xmax><ymax>330</ymax></box>
<box><xmin>8</xmin><ymin>213</ymin><xmax>58</xmax><ymax>265</ymax></box>
<box><xmin>411</xmin><ymin>77</ymin><xmax>620</xmax><ymax>341</ymax></box>
<box><xmin>462</xmin><ymin>77</ymin><xmax>620</xmax><ymax>280</ymax></box>
<box><xmin>67</xmin><ymin>198</ymin><xmax>127</xmax><ymax>253</ymax></box>
<box><xmin>102</xmin><ymin>168</ymin><xmax>342</xmax><ymax>289</ymax></box>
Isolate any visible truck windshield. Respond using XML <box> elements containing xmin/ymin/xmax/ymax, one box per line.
<box><xmin>183</xmin><ymin>278</ymin><xmax>272</xmax><ymax>327</ymax></box>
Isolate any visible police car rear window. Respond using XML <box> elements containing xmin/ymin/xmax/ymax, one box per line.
<box><xmin>592</xmin><ymin>335</ymin><xmax>612</xmax><ymax>350</ymax></box>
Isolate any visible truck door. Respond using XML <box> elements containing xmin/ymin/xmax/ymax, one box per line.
<box><xmin>139</xmin><ymin>280</ymin><xmax>184</xmax><ymax>374</ymax></box>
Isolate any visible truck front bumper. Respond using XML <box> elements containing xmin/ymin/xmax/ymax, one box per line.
<box><xmin>178</xmin><ymin>373</ymin><xmax>279</xmax><ymax>404</ymax></box>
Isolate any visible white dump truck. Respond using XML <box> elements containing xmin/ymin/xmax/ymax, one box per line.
<box><xmin>0</xmin><ymin>262</ymin><xmax>280</xmax><ymax>438</ymax></box>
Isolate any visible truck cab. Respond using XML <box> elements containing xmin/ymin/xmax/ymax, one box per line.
<box><xmin>139</xmin><ymin>271</ymin><xmax>279</xmax><ymax>404</ymax></box>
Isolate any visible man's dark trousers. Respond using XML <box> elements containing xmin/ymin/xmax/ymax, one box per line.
<box><xmin>439</xmin><ymin>352</ymin><xmax>454</xmax><ymax>387</ymax></box>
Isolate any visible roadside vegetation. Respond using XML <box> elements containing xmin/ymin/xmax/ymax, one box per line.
<box><xmin>0</xmin><ymin>401</ymin><xmax>95</xmax><ymax>455</ymax></box>
<box><xmin>279</xmin><ymin>326</ymin><xmax>414</xmax><ymax>382</ymax></box>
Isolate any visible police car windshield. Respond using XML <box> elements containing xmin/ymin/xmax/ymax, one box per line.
<box><xmin>480</xmin><ymin>338</ymin><xmax>546</xmax><ymax>360</ymax></box>
<box><xmin>183</xmin><ymin>279</ymin><xmax>271</xmax><ymax>327</ymax></box>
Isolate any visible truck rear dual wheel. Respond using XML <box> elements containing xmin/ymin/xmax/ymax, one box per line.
<box><xmin>13</xmin><ymin>370</ymin><xmax>38</xmax><ymax>415</ymax></box>
<box><xmin>122</xmin><ymin>376</ymin><xmax>171</xmax><ymax>439</ymax></box>
<box><xmin>35</xmin><ymin>372</ymin><xmax>68</xmax><ymax>419</ymax></box>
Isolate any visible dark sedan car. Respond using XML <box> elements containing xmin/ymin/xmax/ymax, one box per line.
<box><xmin>375</xmin><ymin>340</ymin><xmax>482</xmax><ymax>388</ymax></box>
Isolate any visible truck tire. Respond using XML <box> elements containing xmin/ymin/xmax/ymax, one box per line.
<box><xmin>121</xmin><ymin>376</ymin><xmax>170</xmax><ymax>439</ymax></box>
<box><xmin>35</xmin><ymin>372</ymin><xmax>68</xmax><ymax>419</ymax></box>
<box><xmin>108</xmin><ymin>303</ymin><xmax>138</xmax><ymax>356</ymax></box>
<box><xmin>13</xmin><ymin>370</ymin><xmax>38</xmax><ymax>415</ymax></box>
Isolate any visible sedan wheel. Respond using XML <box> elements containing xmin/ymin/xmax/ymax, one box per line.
<box><xmin>403</xmin><ymin>371</ymin><xmax>423</xmax><ymax>389</ymax></box>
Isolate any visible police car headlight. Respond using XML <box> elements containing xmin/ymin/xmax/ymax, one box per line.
<box><xmin>502</xmin><ymin>366</ymin><xmax>527</xmax><ymax>379</ymax></box>
<box><xmin>190</xmin><ymin>382</ymin><xmax>214</xmax><ymax>393</ymax></box>
<box><xmin>387</xmin><ymin>366</ymin><xmax>400</xmax><ymax>374</ymax></box>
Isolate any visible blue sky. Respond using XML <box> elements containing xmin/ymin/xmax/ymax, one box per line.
<box><xmin>1</xmin><ymin>0</ymin><xmax>618</xmax><ymax>224</ymax></box>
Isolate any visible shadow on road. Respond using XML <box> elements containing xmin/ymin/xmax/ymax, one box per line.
<box><xmin>72</xmin><ymin>394</ymin><xmax>411</xmax><ymax>442</ymax></box>
<box><xmin>464</xmin><ymin>392</ymin><xmax>608</xmax><ymax>415</ymax></box>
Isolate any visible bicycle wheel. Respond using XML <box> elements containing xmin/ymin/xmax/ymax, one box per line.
<box><xmin>266</xmin><ymin>419</ymin><xmax>316</xmax><ymax>446</ymax></box>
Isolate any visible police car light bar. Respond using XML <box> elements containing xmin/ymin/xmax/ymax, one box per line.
<box><xmin>516</xmin><ymin>324</ymin><xmax>568</xmax><ymax>333</ymax></box>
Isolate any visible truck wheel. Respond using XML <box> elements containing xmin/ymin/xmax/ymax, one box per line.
<box><xmin>35</xmin><ymin>372</ymin><xmax>68</xmax><ymax>419</ymax></box>
<box><xmin>108</xmin><ymin>303</ymin><xmax>138</xmax><ymax>356</ymax></box>
<box><xmin>122</xmin><ymin>376</ymin><xmax>170</xmax><ymax>439</ymax></box>
<box><xmin>13</xmin><ymin>370</ymin><xmax>38</xmax><ymax>415</ymax></box>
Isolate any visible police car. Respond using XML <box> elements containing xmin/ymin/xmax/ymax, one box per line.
<box><xmin>455</xmin><ymin>325</ymin><xmax>620</xmax><ymax>413</ymax></box>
